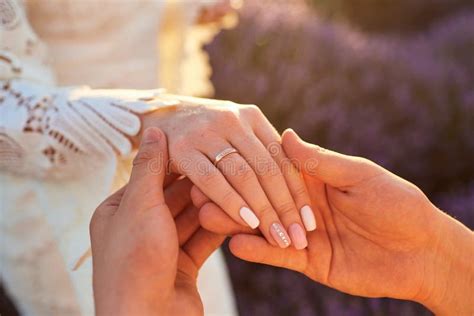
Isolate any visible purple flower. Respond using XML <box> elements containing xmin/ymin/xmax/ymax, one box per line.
<box><xmin>208</xmin><ymin>1</ymin><xmax>473</xmax><ymax>315</ymax></box>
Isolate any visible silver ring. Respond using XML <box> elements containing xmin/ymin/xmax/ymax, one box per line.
<box><xmin>214</xmin><ymin>148</ymin><xmax>239</xmax><ymax>165</ymax></box>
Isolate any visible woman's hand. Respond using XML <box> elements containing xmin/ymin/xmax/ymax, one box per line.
<box><xmin>141</xmin><ymin>96</ymin><xmax>315</xmax><ymax>250</ymax></box>
<box><xmin>90</xmin><ymin>128</ymin><xmax>224</xmax><ymax>316</ymax></box>
<box><xmin>195</xmin><ymin>129</ymin><xmax>474</xmax><ymax>315</ymax></box>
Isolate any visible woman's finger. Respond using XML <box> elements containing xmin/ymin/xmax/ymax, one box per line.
<box><xmin>191</xmin><ymin>185</ymin><xmax>255</xmax><ymax>235</ymax></box>
<box><xmin>252</xmin><ymin>121</ymin><xmax>316</xmax><ymax>232</ymax></box>
<box><xmin>173</xmin><ymin>150</ymin><xmax>259</xmax><ymax>230</ymax></box>
<box><xmin>231</xmin><ymin>131</ymin><xmax>308</xmax><ymax>249</ymax></box>
<box><xmin>200</xmin><ymin>202</ymin><xmax>257</xmax><ymax>236</ymax></box>
<box><xmin>203</xmin><ymin>141</ymin><xmax>291</xmax><ymax>248</ymax></box>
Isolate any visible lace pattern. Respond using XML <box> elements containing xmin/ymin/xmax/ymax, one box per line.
<box><xmin>0</xmin><ymin>0</ymin><xmax>179</xmax><ymax>180</ymax></box>
<box><xmin>0</xmin><ymin>79</ymin><xmax>178</xmax><ymax>179</ymax></box>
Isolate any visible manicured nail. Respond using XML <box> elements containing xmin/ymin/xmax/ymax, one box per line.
<box><xmin>143</xmin><ymin>127</ymin><xmax>161</xmax><ymax>143</ymax></box>
<box><xmin>270</xmin><ymin>222</ymin><xmax>291</xmax><ymax>248</ymax></box>
<box><xmin>288</xmin><ymin>223</ymin><xmax>308</xmax><ymax>250</ymax></box>
<box><xmin>239</xmin><ymin>207</ymin><xmax>260</xmax><ymax>229</ymax></box>
<box><xmin>300</xmin><ymin>205</ymin><xmax>317</xmax><ymax>231</ymax></box>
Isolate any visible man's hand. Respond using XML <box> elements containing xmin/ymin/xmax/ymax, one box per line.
<box><xmin>90</xmin><ymin>127</ymin><xmax>225</xmax><ymax>316</ymax></box>
<box><xmin>194</xmin><ymin>129</ymin><xmax>474</xmax><ymax>315</ymax></box>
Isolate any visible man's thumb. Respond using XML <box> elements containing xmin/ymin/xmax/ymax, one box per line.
<box><xmin>124</xmin><ymin>127</ymin><xmax>168</xmax><ymax>209</ymax></box>
<box><xmin>282</xmin><ymin>129</ymin><xmax>378</xmax><ymax>188</ymax></box>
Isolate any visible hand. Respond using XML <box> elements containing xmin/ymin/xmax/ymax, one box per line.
<box><xmin>90</xmin><ymin>127</ymin><xmax>225</xmax><ymax>316</ymax></box>
<box><xmin>195</xmin><ymin>129</ymin><xmax>474</xmax><ymax>315</ymax></box>
<box><xmin>142</xmin><ymin>96</ymin><xmax>316</xmax><ymax>250</ymax></box>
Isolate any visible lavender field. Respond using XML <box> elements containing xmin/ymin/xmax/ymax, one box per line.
<box><xmin>206</xmin><ymin>1</ymin><xmax>474</xmax><ymax>315</ymax></box>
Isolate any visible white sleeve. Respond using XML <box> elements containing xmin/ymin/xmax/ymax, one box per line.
<box><xmin>0</xmin><ymin>0</ymin><xmax>178</xmax><ymax>179</ymax></box>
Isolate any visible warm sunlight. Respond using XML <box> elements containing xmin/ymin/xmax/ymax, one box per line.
<box><xmin>1</xmin><ymin>1</ymin><xmax>472</xmax><ymax>315</ymax></box>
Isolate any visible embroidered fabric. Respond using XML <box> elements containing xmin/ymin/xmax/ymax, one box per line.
<box><xmin>0</xmin><ymin>0</ymin><xmax>178</xmax><ymax>179</ymax></box>
<box><xmin>0</xmin><ymin>80</ymin><xmax>177</xmax><ymax>179</ymax></box>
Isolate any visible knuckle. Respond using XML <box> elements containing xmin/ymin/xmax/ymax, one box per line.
<box><xmin>197</xmin><ymin>117</ymin><xmax>215</xmax><ymax>132</ymax></box>
<box><xmin>235</xmin><ymin>161</ymin><xmax>255</xmax><ymax>184</ymax></box>
<box><xmin>353</xmin><ymin>156</ymin><xmax>376</xmax><ymax>168</ymax></box>
<box><xmin>199</xmin><ymin>171</ymin><xmax>219</xmax><ymax>188</ymax></box>
<box><xmin>257</xmin><ymin>204</ymin><xmax>275</xmax><ymax>219</ymax></box>
<box><xmin>172</xmin><ymin>136</ymin><xmax>190</xmax><ymax>153</ymax></box>
<box><xmin>276</xmin><ymin>201</ymin><xmax>297</xmax><ymax>218</ymax></box>
<box><xmin>266</xmin><ymin>142</ymin><xmax>283</xmax><ymax>158</ymax></box>
<box><xmin>94</xmin><ymin>198</ymin><xmax>108</xmax><ymax>211</ymax></box>
<box><xmin>353</xmin><ymin>156</ymin><xmax>383</xmax><ymax>176</ymax></box>
<box><xmin>218</xmin><ymin>100</ymin><xmax>236</xmax><ymax>108</ymax></box>
<box><xmin>89</xmin><ymin>210</ymin><xmax>101</xmax><ymax>235</ymax></box>
<box><xmin>133</xmin><ymin>147</ymin><xmax>156</xmax><ymax>166</ymax></box>
<box><xmin>292</xmin><ymin>184</ymin><xmax>308</xmax><ymax>198</ymax></box>
<box><xmin>243</xmin><ymin>104</ymin><xmax>264</xmax><ymax>124</ymax></box>
<box><xmin>244</xmin><ymin>104</ymin><xmax>261</xmax><ymax>116</ymax></box>
<box><xmin>220</xmin><ymin>189</ymin><xmax>235</xmax><ymax>204</ymax></box>
<box><xmin>256</xmin><ymin>159</ymin><xmax>281</xmax><ymax>177</ymax></box>
<box><xmin>198</xmin><ymin>127</ymin><xmax>216</xmax><ymax>139</ymax></box>
<box><xmin>220</xmin><ymin>109</ymin><xmax>240</xmax><ymax>125</ymax></box>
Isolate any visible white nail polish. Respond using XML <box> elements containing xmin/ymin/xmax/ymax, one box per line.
<box><xmin>301</xmin><ymin>205</ymin><xmax>317</xmax><ymax>231</ymax></box>
<box><xmin>239</xmin><ymin>207</ymin><xmax>260</xmax><ymax>229</ymax></box>
<box><xmin>271</xmin><ymin>222</ymin><xmax>291</xmax><ymax>248</ymax></box>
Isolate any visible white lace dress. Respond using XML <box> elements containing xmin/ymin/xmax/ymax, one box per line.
<box><xmin>0</xmin><ymin>1</ymin><xmax>236</xmax><ymax>315</ymax></box>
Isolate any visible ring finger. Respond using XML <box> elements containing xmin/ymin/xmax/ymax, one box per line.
<box><xmin>231</xmin><ymin>132</ymin><xmax>309</xmax><ymax>250</ymax></box>
<box><xmin>203</xmin><ymin>141</ymin><xmax>291</xmax><ymax>248</ymax></box>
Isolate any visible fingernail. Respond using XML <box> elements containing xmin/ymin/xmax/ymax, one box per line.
<box><xmin>239</xmin><ymin>207</ymin><xmax>260</xmax><ymax>229</ymax></box>
<box><xmin>301</xmin><ymin>205</ymin><xmax>317</xmax><ymax>231</ymax></box>
<box><xmin>288</xmin><ymin>223</ymin><xmax>308</xmax><ymax>250</ymax></box>
<box><xmin>143</xmin><ymin>128</ymin><xmax>161</xmax><ymax>143</ymax></box>
<box><xmin>270</xmin><ymin>222</ymin><xmax>291</xmax><ymax>248</ymax></box>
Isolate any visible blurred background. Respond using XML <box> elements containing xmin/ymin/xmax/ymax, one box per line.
<box><xmin>205</xmin><ymin>0</ymin><xmax>474</xmax><ymax>315</ymax></box>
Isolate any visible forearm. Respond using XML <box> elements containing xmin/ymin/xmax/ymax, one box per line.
<box><xmin>417</xmin><ymin>207</ymin><xmax>474</xmax><ymax>315</ymax></box>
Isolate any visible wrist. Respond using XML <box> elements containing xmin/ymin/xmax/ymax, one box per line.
<box><xmin>415</xmin><ymin>206</ymin><xmax>474</xmax><ymax>315</ymax></box>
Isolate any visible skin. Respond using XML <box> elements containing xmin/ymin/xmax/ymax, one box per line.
<box><xmin>196</xmin><ymin>0</ymin><xmax>234</xmax><ymax>25</ymax></box>
<box><xmin>194</xmin><ymin>129</ymin><xmax>474</xmax><ymax>315</ymax></box>
<box><xmin>139</xmin><ymin>96</ymin><xmax>314</xmax><ymax>248</ymax></box>
<box><xmin>90</xmin><ymin>127</ymin><xmax>225</xmax><ymax>316</ymax></box>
